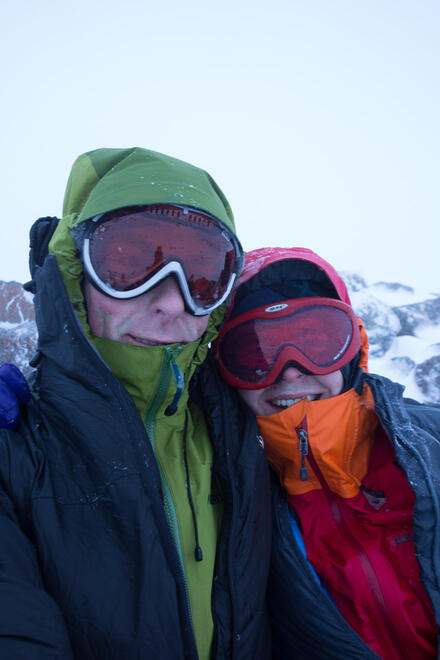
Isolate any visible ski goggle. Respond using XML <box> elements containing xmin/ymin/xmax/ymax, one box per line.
<box><xmin>215</xmin><ymin>297</ymin><xmax>361</xmax><ymax>389</ymax></box>
<box><xmin>79</xmin><ymin>205</ymin><xmax>244</xmax><ymax>316</ymax></box>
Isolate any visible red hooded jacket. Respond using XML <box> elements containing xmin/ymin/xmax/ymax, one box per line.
<box><xmin>235</xmin><ymin>247</ymin><xmax>437</xmax><ymax>659</ymax></box>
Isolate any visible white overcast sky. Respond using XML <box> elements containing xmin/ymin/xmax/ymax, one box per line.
<box><xmin>1</xmin><ymin>0</ymin><xmax>439</xmax><ymax>292</ymax></box>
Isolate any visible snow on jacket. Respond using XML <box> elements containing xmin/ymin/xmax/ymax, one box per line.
<box><xmin>0</xmin><ymin>150</ymin><xmax>272</xmax><ymax>659</ymax></box>
<box><xmin>232</xmin><ymin>247</ymin><xmax>440</xmax><ymax>659</ymax></box>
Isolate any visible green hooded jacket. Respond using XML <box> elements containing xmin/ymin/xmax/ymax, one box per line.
<box><xmin>48</xmin><ymin>147</ymin><xmax>238</xmax><ymax>660</ymax></box>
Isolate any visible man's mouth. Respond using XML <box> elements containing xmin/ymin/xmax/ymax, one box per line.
<box><xmin>269</xmin><ymin>394</ymin><xmax>317</xmax><ymax>409</ymax></box>
<box><xmin>125</xmin><ymin>334</ymin><xmax>163</xmax><ymax>347</ymax></box>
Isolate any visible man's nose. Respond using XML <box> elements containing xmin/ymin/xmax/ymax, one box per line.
<box><xmin>147</xmin><ymin>276</ymin><xmax>186</xmax><ymax>316</ymax></box>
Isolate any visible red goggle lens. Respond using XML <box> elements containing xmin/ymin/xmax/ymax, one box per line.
<box><xmin>217</xmin><ymin>298</ymin><xmax>360</xmax><ymax>388</ymax></box>
<box><xmin>89</xmin><ymin>206</ymin><xmax>237</xmax><ymax>306</ymax></box>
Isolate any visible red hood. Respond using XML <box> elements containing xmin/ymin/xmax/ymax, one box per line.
<box><xmin>232</xmin><ymin>247</ymin><xmax>369</xmax><ymax>370</ymax></box>
<box><xmin>236</xmin><ymin>247</ymin><xmax>352</xmax><ymax>304</ymax></box>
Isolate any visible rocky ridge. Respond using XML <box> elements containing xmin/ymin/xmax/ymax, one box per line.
<box><xmin>341</xmin><ymin>273</ymin><xmax>440</xmax><ymax>404</ymax></box>
<box><xmin>0</xmin><ymin>277</ymin><xmax>439</xmax><ymax>403</ymax></box>
<box><xmin>0</xmin><ymin>281</ymin><xmax>37</xmax><ymax>378</ymax></box>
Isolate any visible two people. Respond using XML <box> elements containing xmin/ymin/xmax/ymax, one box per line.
<box><xmin>0</xmin><ymin>148</ymin><xmax>272</xmax><ymax>658</ymax></box>
<box><xmin>216</xmin><ymin>247</ymin><xmax>440</xmax><ymax>659</ymax></box>
<box><xmin>1</xmin><ymin>147</ymin><xmax>439</xmax><ymax>658</ymax></box>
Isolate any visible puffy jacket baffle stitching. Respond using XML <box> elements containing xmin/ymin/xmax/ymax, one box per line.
<box><xmin>0</xmin><ymin>245</ymin><xmax>272</xmax><ymax>658</ymax></box>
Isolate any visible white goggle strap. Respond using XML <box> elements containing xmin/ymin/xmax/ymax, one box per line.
<box><xmin>83</xmin><ymin>239</ymin><xmax>236</xmax><ymax>316</ymax></box>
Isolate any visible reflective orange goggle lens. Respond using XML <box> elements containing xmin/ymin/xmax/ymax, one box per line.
<box><xmin>81</xmin><ymin>205</ymin><xmax>243</xmax><ymax>316</ymax></box>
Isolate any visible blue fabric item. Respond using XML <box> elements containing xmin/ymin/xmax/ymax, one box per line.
<box><xmin>289</xmin><ymin>512</ymin><xmax>334</xmax><ymax>602</ymax></box>
<box><xmin>0</xmin><ymin>363</ymin><xmax>31</xmax><ymax>430</ymax></box>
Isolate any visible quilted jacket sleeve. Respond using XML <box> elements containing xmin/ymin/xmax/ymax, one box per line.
<box><xmin>0</xmin><ymin>429</ymin><xmax>74</xmax><ymax>658</ymax></box>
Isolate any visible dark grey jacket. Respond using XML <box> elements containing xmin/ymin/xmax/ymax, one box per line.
<box><xmin>0</xmin><ymin>254</ymin><xmax>272</xmax><ymax>659</ymax></box>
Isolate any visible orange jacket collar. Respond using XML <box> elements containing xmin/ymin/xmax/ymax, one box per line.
<box><xmin>257</xmin><ymin>385</ymin><xmax>380</xmax><ymax>498</ymax></box>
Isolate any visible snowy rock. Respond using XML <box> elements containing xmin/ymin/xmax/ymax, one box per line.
<box><xmin>372</xmin><ymin>281</ymin><xmax>414</xmax><ymax>295</ymax></box>
<box><xmin>0</xmin><ymin>281</ymin><xmax>34</xmax><ymax>324</ymax></box>
<box><xmin>393</xmin><ymin>297</ymin><xmax>440</xmax><ymax>336</ymax></box>
<box><xmin>414</xmin><ymin>356</ymin><xmax>440</xmax><ymax>404</ymax></box>
<box><xmin>0</xmin><ymin>324</ymin><xmax>37</xmax><ymax>378</ymax></box>
<box><xmin>339</xmin><ymin>271</ymin><xmax>367</xmax><ymax>294</ymax></box>
<box><xmin>346</xmin><ymin>276</ymin><xmax>440</xmax><ymax>404</ymax></box>
<box><xmin>350</xmin><ymin>289</ymin><xmax>401</xmax><ymax>357</ymax></box>
<box><xmin>390</xmin><ymin>356</ymin><xmax>416</xmax><ymax>377</ymax></box>
<box><xmin>0</xmin><ymin>281</ymin><xmax>37</xmax><ymax>377</ymax></box>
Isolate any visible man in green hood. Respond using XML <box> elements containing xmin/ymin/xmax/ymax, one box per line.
<box><xmin>0</xmin><ymin>148</ymin><xmax>272</xmax><ymax>659</ymax></box>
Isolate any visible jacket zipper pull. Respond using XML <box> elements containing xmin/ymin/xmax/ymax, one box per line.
<box><xmin>164</xmin><ymin>348</ymin><xmax>184</xmax><ymax>416</ymax></box>
<box><xmin>297</xmin><ymin>427</ymin><xmax>309</xmax><ymax>481</ymax></box>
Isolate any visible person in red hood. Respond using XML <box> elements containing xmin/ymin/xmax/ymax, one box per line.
<box><xmin>215</xmin><ymin>247</ymin><xmax>440</xmax><ymax>660</ymax></box>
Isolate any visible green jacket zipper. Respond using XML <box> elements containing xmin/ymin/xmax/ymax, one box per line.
<box><xmin>143</xmin><ymin>345</ymin><xmax>194</xmax><ymax>631</ymax></box>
